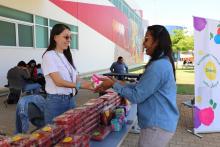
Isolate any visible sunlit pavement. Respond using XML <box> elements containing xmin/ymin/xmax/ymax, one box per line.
<box><xmin>1</xmin><ymin>91</ymin><xmax>220</xmax><ymax>147</ymax></box>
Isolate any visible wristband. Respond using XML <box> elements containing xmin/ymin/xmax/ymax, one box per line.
<box><xmin>76</xmin><ymin>82</ymin><xmax>81</xmax><ymax>90</ymax></box>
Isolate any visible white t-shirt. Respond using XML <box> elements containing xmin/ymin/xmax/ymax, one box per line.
<box><xmin>42</xmin><ymin>50</ymin><xmax>77</xmax><ymax>95</ymax></box>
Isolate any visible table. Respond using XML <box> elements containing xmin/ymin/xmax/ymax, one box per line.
<box><xmin>90</xmin><ymin>104</ymin><xmax>137</xmax><ymax>147</ymax></box>
<box><xmin>103</xmin><ymin>73</ymin><xmax>142</xmax><ymax>81</ymax></box>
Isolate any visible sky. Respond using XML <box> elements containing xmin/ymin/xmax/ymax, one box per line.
<box><xmin>134</xmin><ymin>0</ymin><xmax>220</xmax><ymax>31</ymax></box>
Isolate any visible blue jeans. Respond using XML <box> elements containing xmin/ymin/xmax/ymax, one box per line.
<box><xmin>23</xmin><ymin>83</ymin><xmax>41</xmax><ymax>94</ymax></box>
<box><xmin>44</xmin><ymin>94</ymin><xmax>76</xmax><ymax>124</ymax></box>
<box><xmin>15</xmin><ymin>95</ymin><xmax>46</xmax><ymax>134</ymax></box>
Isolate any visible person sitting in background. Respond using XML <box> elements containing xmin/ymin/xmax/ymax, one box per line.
<box><xmin>27</xmin><ymin>59</ymin><xmax>38</xmax><ymax>82</ymax></box>
<box><xmin>36</xmin><ymin>63</ymin><xmax>46</xmax><ymax>92</ymax></box>
<box><xmin>110</xmin><ymin>56</ymin><xmax>128</xmax><ymax>80</ymax></box>
<box><xmin>36</xmin><ymin>64</ymin><xmax>43</xmax><ymax>75</ymax></box>
<box><xmin>7</xmin><ymin>61</ymin><xmax>41</xmax><ymax>94</ymax></box>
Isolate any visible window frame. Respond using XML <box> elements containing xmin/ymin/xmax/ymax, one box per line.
<box><xmin>0</xmin><ymin>16</ymin><xmax>34</xmax><ymax>49</ymax></box>
<box><xmin>0</xmin><ymin>6</ymin><xmax>79</xmax><ymax>50</ymax></box>
<box><xmin>0</xmin><ymin>13</ymin><xmax>79</xmax><ymax>50</ymax></box>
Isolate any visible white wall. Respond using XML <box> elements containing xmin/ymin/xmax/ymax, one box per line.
<box><xmin>74</xmin><ymin>20</ymin><xmax>115</xmax><ymax>73</ymax></box>
<box><xmin>0</xmin><ymin>0</ymin><xmax>116</xmax><ymax>86</ymax></box>
<box><xmin>0</xmin><ymin>47</ymin><xmax>45</xmax><ymax>86</ymax></box>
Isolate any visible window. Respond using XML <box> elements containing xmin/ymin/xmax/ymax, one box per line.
<box><xmin>0</xmin><ymin>6</ymin><xmax>33</xmax><ymax>47</ymax></box>
<box><xmin>0</xmin><ymin>20</ymin><xmax>16</xmax><ymax>46</ymax></box>
<box><xmin>0</xmin><ymin>5</ymin><xmax>33</xmax><ymax>22</ymax></box>
<box><xmin>0</xmin><ymin>6</ymin><xmax>78</xmax><ymax>49</ymax></box>
<box><xmin>108</xmin><ymin>0</ymin><xmax>142</xmax><ymax>26</ymax></box>
<box><xmin>35</xmin><ymin>15</ymin><xmax>48</xmax><ymax>26</ymax></box>
<box><xmin>35</xmin><ymin>16</ymin><xmax>49</xmax><ymax>48</ymax></box>
<box><xmin>49</xmin><ymin>19</ymin><xmax>62</xmax><ymax>28</ymax></box>
<box><xmin>18</xmin><ymin>24</ymin><xmax>33</xmax><ymax>47</ymax></box>
<box><xmin>70</xmin><ymin>33</ymin><xmax>78</xmax><ymax>49</ymax></box>
<box><xmin>36</xmin><ymin>26</ymin><xmax>48</xmax><ymax>48</ymax></box>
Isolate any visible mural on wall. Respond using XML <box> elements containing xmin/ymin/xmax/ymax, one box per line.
<box><xmin>50</xmin><ymin>0</ymin><xmax>144</xmax><ymax>63</ymax></box>
<box><xmin>194</xmin><ymin>16</ymin><xmax>220</xmax><ymax>133</ymax></box>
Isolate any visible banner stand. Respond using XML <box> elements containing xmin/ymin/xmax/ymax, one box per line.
<box><xmin>187</xmin><ymin>129</ymin><xmax>203</xmax><ymax>138</ymax></box>
<box><xmin>193</xmin><ymin>16</ymin><xmax>220</xmax><ymax>134</ymax></box>
<box><xmin>181</xmin><ymin>100</ymin><xmax>203</xmax><ymax>138</ymax></box>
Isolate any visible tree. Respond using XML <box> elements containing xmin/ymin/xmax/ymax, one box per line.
<box><xmin>171</xmin><ymin>29</ymin><xmax>194</xmax><ymax>52</ymax></box>
<box><xmin>170</xmin><ymin>29</ymin><xmax>194</xmax><ymax>68</ymax></box>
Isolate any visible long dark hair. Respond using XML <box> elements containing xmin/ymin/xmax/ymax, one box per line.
<box><xmin>43</xmin><ymin>23</ymin><xmax>76</xmax><ymax>69</ymax></box>
<box><xmin>145</xmin><ymin>25</ymin><xmax>176</xmax><ymax>80</ymax></box>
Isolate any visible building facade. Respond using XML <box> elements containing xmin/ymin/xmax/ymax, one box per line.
<box><xmin>0</xmin><ymin>0</ymin><xmax>145</xmax><ymax>86</ymax></box>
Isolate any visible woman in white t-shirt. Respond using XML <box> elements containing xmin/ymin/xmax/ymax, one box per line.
<box><xmin>42</xmin><ymin>24</ymin><xmax>94</xmax><ymax>124</ymax></box>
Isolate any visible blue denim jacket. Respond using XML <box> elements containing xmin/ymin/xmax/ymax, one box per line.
<box><xmin>15</xmin><ymin>95</ymin><xmax>46</xmax><ymax>134</ymax></box>
<box><xmin>113</xmin><ymin>57</ymin><xmax>179</xmax><ymax>132</ymax></box>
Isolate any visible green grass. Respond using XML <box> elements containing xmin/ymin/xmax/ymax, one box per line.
<box><xmin>176</xmin><ymin>69</ymin><xmax>194</xmax><ymax>95</ymax></box>
<box><xmin>130</xmin><ymin>67</ymin><xmax>195</xmax><ymax>95</ymax></box>
<box><xmin>83</xmin><ymin>65</ymin><xmax>195</xmax><ymax>95</ymax></box>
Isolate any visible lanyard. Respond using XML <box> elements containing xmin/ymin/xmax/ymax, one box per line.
<box><xmin>55</xmin><ymin>51</ymin><xmax>74</xmax><ymax>93</ymax></box>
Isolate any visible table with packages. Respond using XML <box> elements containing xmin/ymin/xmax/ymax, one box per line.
<box><xmin>90</xmin><ymin>104</ymin><xmax>137</xmax><ymax>147</ymax></box>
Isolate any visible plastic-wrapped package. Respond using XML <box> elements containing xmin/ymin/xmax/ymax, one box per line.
<box><xmin>31</xmin><ymin>130</ymin><xmax>52</xmax><ymax>147</ymax></box>
<box><xmin>65</xmin><ymin>108</ymin><xmax>86</xmax><ymax>118</ymax></box>
<box><xmin>91</xmin><ymin>126</ymin><xmax>112</xmax><ymax>141</ymax></box>
<box><xmin>100</xmin><ymin>106</ymin><xmax>114</xmax><ymax>126</ymax></box>
<box><xmin>53</xmin><ymin>113</ymin><xmax>74</xmax><ymax>125</ymax></box>
<box><xmin>84</xmin><ymin>122</ymin><xmax>99</xmax><ymax>134</ymax></box>
<box><xmin>115</xmin><ymin>96</ymin><xmax>122</xmax><ymax>106</ymax></box>
<box><xmin>84</xmin><ymin>116</ymin><xmax>100</xmax><ymax>130</ymax></box>
<box><xmin>85</xmin><ymin>99</ymin><xmax>104</xmax><ymax>106</ymax></box>
<box><xmin>59</xmin><ymin>124</ymin><xmax>75</xmax><ymax>136</ymax></box>
<box><xmin>115</xmin><ymin>107</ymin><xmax>125</xmax><ymax>118</ymax></box>
<box><xmin>73</xmin><ymin>106</ymin><xmax>90</xmax><ymax>113</ymax></box>
<box><xmin>116</xmin><ymin>105</ymin><xmax>130</xmax><ymax>116</ymax></box>
<box><xmin>0</xmin><ymin>135</ymin><xmax>11</xmax><ymax>147</ymax></box>
<box><xmin>111</xmin><ymin>115</ymin><xmax>126</xmax><ymax>132</ymax></box>
<box><xmin>99</xmin><ymin>93</ymin><xmax>117</xmax><ymax>101</ymax></box>
<box><xmin>10</xmin><ymin>134</ymin><xmax>37</xmax><ymax>147</ymax></box>
<box><xmin>81</xmin><ymin>134</ymin><xmax>90</xmax><ymax>147</ymax></box>
<box><xmin>55</xmin><ymin>135</ymin><xmax>82</xmax><ymax>147</ymax></box>
<box><xmin>61</xmin><ymin>112</ymin><xmax>83</xmax><ymax>127</ymax></box>
<box><xmin>91</xmin><ymin>74</ymin><xmax>104</xmax><ymax>88</ymax></box>
<box><xmin>84</xmin><ymin>99</ymin><xmax>104</xmax><ymax>112</ymax></box>
<box><xmin>86</xmin><ymin>103</ymin><xmax>102</xmax><ymax>111</ymax></box>
<box><xmin>83</xmin><ymin>111</ymin><xmax>99</xmax><ymax>124</ymax></box>
<box><xmin>71</xmin><ymin>106</ymin><xmax>91</xmax><ymax>120</ymax></box>
<box><xmin>111</xmin><ymin>118</ymin><xmax>122</xmax><ymax>132</ymax></box>
<box><xmin>75</xmin><ymin>126</ymin><xmax>84</xmax><ymax>134</ymax></box>
<box><xmin>40</xmin><ymin>125</ymin><xmax>65</xmax><ymax>145</ymax></box>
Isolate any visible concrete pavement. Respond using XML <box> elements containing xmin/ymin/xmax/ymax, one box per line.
<box><xmin>1</xmin><ymin>91</ymin><xmax>220</xmax><ymax>147</ymax></box>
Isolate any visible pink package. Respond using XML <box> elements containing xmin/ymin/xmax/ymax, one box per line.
<box><xmin>91</xmin><ymin>74</ymin><xmax>107</xmax><ymax>88</ymax></box>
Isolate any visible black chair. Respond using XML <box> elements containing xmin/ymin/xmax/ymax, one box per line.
<box><xmin>4</xmin><ymin>88</ymin><xmax>22</xmax><ymax>107</ymax></box>
<box><xmin>4</xmin><ymin>84</ymin><xmax>36</xmax><ymax>107</ymax></box>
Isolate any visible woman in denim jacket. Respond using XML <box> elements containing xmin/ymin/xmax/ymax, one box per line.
<box><xmin>95</xmin><ymin>25</ymin><xmax>179</xmax><ymax>147</ymax></box>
